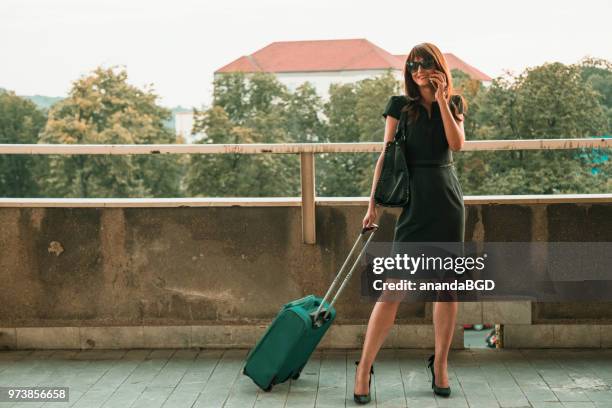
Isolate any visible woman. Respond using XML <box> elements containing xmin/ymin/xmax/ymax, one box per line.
<box><xmin>353</xmin><ymin>42</ymin><xmax>466</xmax><ymax>404</ymax></box>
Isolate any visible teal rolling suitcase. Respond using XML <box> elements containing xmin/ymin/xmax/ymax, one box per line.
<box><xmin>242</xmin><ymin>224</ymin><xmax>378</xmax><ymax>392</ymax></box>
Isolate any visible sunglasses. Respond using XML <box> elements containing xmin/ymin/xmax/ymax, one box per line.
<box><xmin>406</xmin><ymin>59</ymin><xmax>436</xmax><ymax>73</ymax></box>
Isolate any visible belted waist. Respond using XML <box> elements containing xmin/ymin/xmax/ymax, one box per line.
<box><xmin>407</xmin><ymin>161</ymin><xmax>454</xmax><ymax>168</ymax></box>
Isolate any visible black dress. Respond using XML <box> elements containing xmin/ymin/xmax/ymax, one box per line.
<box><xmin>381</xmin><ymin>95</ymin><xmax>465</xmax><ymax>282</ymax></box>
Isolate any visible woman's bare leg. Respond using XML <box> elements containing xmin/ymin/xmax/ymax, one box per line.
<box><xmin>432</xmin><ymin>300</ymin><xmax>458</xmax><ymax>387</ymax></box>
<box><xmin>354</xmin><ymin>298</ymin><xmax>401</xmax><ymax>395</ymax></box>
<box><xmin>354</xmin><ymin>275</ymin><xmax>411</xmax><ymax>395</ymax></box>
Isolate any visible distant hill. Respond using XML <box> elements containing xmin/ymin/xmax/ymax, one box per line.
<box><xmin>0</xmin><ymin>87</ymin><xmax>191</xmax><ymax>132</ymax></box>
<box><xmin>0</xmin><ymin>87</ymin><xmax>64</xmax><ymax>110</ymax></box>
<box><xmin>22</xmin><ymin>94</ymin><xmax>64</xmax><ymax>110</ymax></box>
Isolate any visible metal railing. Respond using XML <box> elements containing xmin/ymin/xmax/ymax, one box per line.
<box><xmin>1</xmin><ymin>138</ymin><xmax>610</xmax><ymax>244</ymax></box>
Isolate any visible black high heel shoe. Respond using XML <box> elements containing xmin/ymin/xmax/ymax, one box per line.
<box><xmin>427</xmin><ymin>354</ymin><xmax>451</xmax><ymax>397</ymax></box>
<box><xmin>354</xmin><ymin>360</ymin><xmax>374</xmax><ymax>404</ymax></box>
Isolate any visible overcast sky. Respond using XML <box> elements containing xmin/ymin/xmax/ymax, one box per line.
<box><xmin>1</xmin><ymin>0</ymin><xmax>610</xmax><ymax>108</ymax></box>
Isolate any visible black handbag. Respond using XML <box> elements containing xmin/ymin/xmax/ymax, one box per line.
<box><xmin>373</xmin><ymin>112</ymin><xmax>410</xmax><ymax>207</ymax></box>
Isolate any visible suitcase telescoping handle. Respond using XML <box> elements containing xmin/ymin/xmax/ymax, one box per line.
<box><xmin>311</xmin><ymin>224</ymin><xmax>379</xmax><ymax>327</ymax></box>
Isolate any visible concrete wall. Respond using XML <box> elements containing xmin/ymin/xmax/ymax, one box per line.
<box><xmin>0</xmin><ymin>196</ymin><xmax>611</xmax><ymax>349</ymax></box>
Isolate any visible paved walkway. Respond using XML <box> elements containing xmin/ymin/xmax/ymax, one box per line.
<box><xmin>1</xmin><ymin>348</ymin><xmax>611</xmax><ymax>407</ymax></box>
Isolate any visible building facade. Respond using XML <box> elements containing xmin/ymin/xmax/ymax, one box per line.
<box><xmin>179</xmin><ymin>39</ymin><xmax>492</xmax><ymax>142</ymax></box>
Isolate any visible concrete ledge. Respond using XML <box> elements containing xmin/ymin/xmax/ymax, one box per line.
<box><xmin>455</xmin><ymin>301</ymin><xmax>531</xmax><ymax>325</ymax></box>
<box><xmin>15</xmin><ymin>327</ymin><xmax>80</xmax><ymax>349</ymax></box>
<box><xmin>319</xmin><ymin>324</ymin><xmax>464</xmax><ymax>349</ymax></box>
<box><xmin>2</xmin><ymin>324</ymin><xmax>463</xmax><ymax>350</ymax></box>
<box><xmin>0</xmin><ymin>194</ymin><xmax>611</xmax><ymax>207</ymax></box>
<box><xmin>0</xmin><ymin>328</ymin><xmax>16</xmax><ymax>349</ymax></box>
<box><xmin>6</xmin><ymin>323</ymin><xmax>611</xmax><ymax>350</ymax></box>
<box><xmin>80</xmin><ymin>326</ymin><xmax>145</xmax><ymax>349</ymax></box>
<box><xmin>483</xmin><ymin>301</ymin><xmax>532</xmax><ymax>324</ymax></box>
<box><xmin>503</xmin><ymin>324</ymin><xmax>611</xmax><ymax>348</ymax></box>
<box><xmin>457</xmin><ymin>302</ymin><xmax>483</xmax><ymax>324</ymax></box>
<box><xmin>0</xmin><ymin>197</ymin><xmax>304</xmax><ymax>208</ymax></box>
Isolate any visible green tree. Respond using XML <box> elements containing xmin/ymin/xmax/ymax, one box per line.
<box><xmin>317</xmin><ymin>82</ymin><xmax>361</xmax><ymax>196</ymax></box>
<box><xmin>212</xmin><ymin>72</ymin><xmax>251</xmax><ymax>125</ymax></box>
<box><xmin>318</xmin><ymin>70</ymin><xmax>400</xmax><ymax>197</ymax></box>
<box><xmin>579</xmin><ymin>57</ymin><xmax>612</xmax><ymax>133</ymax></box>
<box><xmin>451</xmin><ymin>68</ymin><xmax>485</xmax><ymax>138</ymax></box>
<box><xmin>186</xmin><ymin>72</ymin><xmax>300</xmax><ymax>197</ymax></box>
<box><xmin>283</xmin><ymin>82</ymin><xmax>326</xmax><ymax>143</ymax></box>
<box><xmin>39</xmin><ymin>66</ymin><xmax>182</xmax><ymax>197</ymax></box>
<box><xmin>0</xmin><ymin>90</ymin><xmax>46</xmax><ymax>197</ymax></box>
<box><xmin>457</xmin><ymin>61</ymin><xmax>610</xmax><ymax>194</ymax></box>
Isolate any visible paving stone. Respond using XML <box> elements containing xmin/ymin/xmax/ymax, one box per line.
<box><xmin>0</xmin><ymin>348</ymin><xmax>609</xmax><ymax>407</ymax></box>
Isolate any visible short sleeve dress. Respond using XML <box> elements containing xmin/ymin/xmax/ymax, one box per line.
<box><xmin>381</xmin><ymin>95</ymin><xmax>466</xmax><ymax>281</ymax></box>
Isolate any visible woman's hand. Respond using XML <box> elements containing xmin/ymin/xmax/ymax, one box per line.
<box><xmin>363</xmin><ymin>204</ymin><xmax>378</xmax><ymax>230</ymax></box>
<box><xmin>429</xmin><ymin>70</ymin><xmax>448</xmax><ymax>102</ymax></box>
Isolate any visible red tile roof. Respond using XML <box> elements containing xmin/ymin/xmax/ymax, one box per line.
<box><xmin>215</xmin><ymin>39</ymin><xmax>403</xmax><ymax>73</ymax></box>
<box><xmin>216</xmin><ymin>39</ymin><xmax>491</xmax><ymax>81</ymax></box>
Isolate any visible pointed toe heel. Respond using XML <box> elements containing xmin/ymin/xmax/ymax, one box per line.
<box><xmin>427</xmin><ymin>354</ymin><xmax>451</xmax><ymax>397</ymax></box>
<box><xmin>353</xmin><ymin>360</ymin><xmax>374</xmax><ymax>405</ymax></box>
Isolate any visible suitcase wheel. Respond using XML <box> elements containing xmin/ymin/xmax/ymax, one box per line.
<box><xmin>291</xmin><ymin>372</ymin><xmax>301</xmax><ymax>380</ymax></box>
<box><xmin>264</xmin><ymin>375</ymin><xmax>276</xmax><ymax>392</ymax></box>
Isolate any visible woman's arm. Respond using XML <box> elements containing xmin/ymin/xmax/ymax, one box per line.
<box><xmin>429</xmin><ymin>72</ymin><xmax>465</xmax><ymax>151</ymax></box>
<box><xmin>368</xmin><ymin>115</ymin><xmax>399</xmax><ymax>207</ymax></box>
<box><xmin>438</xmin><ymin>101</ymin><xmax>465</xmax><ymax>151</ymax></box>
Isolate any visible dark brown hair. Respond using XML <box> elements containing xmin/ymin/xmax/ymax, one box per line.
<box><xmin>401</xmin><ymin>42</ymin><xmax>467</xmax><ymax>123</ymax></box>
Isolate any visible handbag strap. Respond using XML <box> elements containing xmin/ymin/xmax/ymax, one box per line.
<box><xmin>394</xmin><ymin>110</ymin><xmax>408</xmax><ymax>143</ymax></box>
